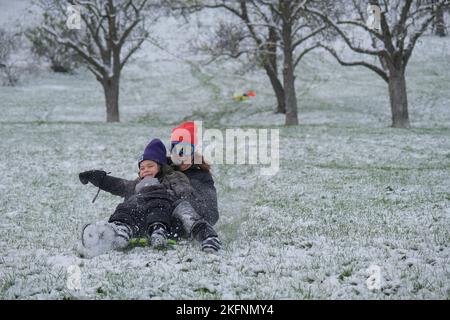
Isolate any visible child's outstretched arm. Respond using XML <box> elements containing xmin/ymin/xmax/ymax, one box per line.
<box><xmin>79</xmin><ymin>170</ymin><xmax>136</xmax><ymax>198</ymax></box>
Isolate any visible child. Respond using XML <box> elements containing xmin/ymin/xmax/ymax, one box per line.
<box><xmin>78</xmin><ymin>139</ymin><xmax>221</xmax><ymax>257</ymax></box>
<box><xmin>168</xmin><ymin>121</ymin><xmax>221</xmax><ymax>251</ymax></box>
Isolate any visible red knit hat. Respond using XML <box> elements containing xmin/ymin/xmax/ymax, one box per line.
<box><xmin>170</xmin><ymin>121</ymin><xmax>197</xmax><ymax>151</ymax></box>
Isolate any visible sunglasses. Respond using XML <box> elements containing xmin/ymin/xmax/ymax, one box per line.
<box><xmin>171</xmin><ymin>142</ymin><xmax>194</xmax><ymax>157</ymax></box>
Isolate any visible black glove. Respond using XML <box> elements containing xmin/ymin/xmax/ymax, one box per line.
<box><xmin>79</xmin><ymin>170</ymin><xmax>107</xmax><ymax>187</ymax></box>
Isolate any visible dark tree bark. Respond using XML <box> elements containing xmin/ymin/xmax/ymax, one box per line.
<box><xmin>388</xmin><ymin>69</ymin><xmax>409</xmax><ymax>128</ymax></box>
<box><xmin>435</xmin><ymin>4</ymin><xmax>447</xmax><ymax>36</ymax></box>
<box><xmin>265</xmin><ymin>65</ymin><xmax>286</xmax><ymax>114</ymax></box>
<box><xmin>103</xmin><ymin>75</ymin><xmax>120</xmax><ymax>123</ymax></box>
<box><xmin>281</xmin><ymin>1</ymin><xmax>298</xmax><ymax>125</ymax></box>
<box><xmin>275</xmin><ymin>0</ymin><xmax>326</xmax><ymax>125</ymax></box>
<box><xmin>263</xmin><ymin>26</ymin><xmax>285</xmax><ymax>114</ymax></box>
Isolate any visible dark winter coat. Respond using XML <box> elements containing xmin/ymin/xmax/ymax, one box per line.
<box><xmin>98</xmin><ymin>166</ymin><xmax>219</xmax><ymax>226</ymax></box>
<box><xmin>108</xmin><ymin>184</ymin><xmax>176</xmax><ymax>238</ymax></box>
<box><xmin>173</xmin><ymin>164</ymin><xmax>219</xmax><ymax>226</ymax></box>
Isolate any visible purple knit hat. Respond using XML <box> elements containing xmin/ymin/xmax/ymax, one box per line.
<box><xmin>138</xmin><ymin>139</ymin><xmax>167</xmax><ymax>167</ymax></box>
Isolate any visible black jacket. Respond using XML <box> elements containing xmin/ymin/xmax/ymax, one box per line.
<box><xmin>108</xmin><ymin>184</ymin><xmax>176</xmax><ymax>238</ymax></box>
<box><xmin>179</xmin><ymin>165</ymin><xmax>219</xmax><ymax>226</ymax></box>
<box><xmin>98</xmin><ymin>165</ymin><xmax>219</xmax><ymax>226</ymax></box>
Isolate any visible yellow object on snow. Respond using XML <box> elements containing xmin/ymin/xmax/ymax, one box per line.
<box><xmin>233</xmin><ymin>93</ymin><xmax>249</xmax><ymax>101</ymax></box>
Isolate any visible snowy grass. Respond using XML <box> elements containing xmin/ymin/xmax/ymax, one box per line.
<box><xmin>0</xmin><ymin>16</ymin><xmax>449</xmax><ymax>299</ymax></box>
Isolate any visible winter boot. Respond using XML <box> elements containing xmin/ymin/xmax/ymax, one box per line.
<box><xmin>172</xmin><ymin>200</ymin><xmax>222</xmax><ymax>252</ymax></box>
<box><xmin>201</xmin><ymin>236</ymin><xmax>222</xmax><ymax>253</ymax></box>
<box><xmin>79</xmin><ymin>221</ymin><xmax>131</xmax><ymax>258</ymax></box>
<box><xmin>192</xmin><ymin>221</ymin><xmax>222</xmax><ymax>253</ymax></box>
<box><xmin>171</xmin><ymin>200</ymin><xmax>200</xmax><ymax>237</ymax></box>
<box><xmin>148</xmin><ymin>223</ymin><xmax>169</xmax><ymax>249</ymax></box>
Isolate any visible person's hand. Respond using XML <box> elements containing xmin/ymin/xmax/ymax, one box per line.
<box><xmin>79</xmin><ymin>170</ymin><xmax>107</xmax><ymax>186</ymax></box>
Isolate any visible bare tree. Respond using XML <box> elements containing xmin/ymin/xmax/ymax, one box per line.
<box><xmin>173</xmin><ymin>0</ymin><xmax>330</xmax><ymax>125</ymax></box>
<box><xmin>174</xmin><ymin>0</ymin><xmax>287</xmax><ymax>114</ymax></box>
<box><xmin>305</xmin><ymin>0</ymin><xmax>450</xmax><ymax>128</ymax></box>
<box><xmin>0</xmin><ymin>29</ymin><xmax>21</xmax><ymax>86</ymax></box>
<box><xmin>40</xmin><ymin>0</ymin><xmax>163</xmax><ymax>122</ymax></box>
<box><xmin>247</xmin><ymin>0</ymin><xmax>331</xmax><ymax>125</ymax></box>
<box><xmin>274</xmin><ymin>0</ymin><xmax>330</xmax><ymax>125</ymax></box>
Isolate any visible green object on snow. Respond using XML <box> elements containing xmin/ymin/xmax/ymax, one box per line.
<box><xmin>128</xmin><ymin>238</ymin><xmax>176</xmax><ymax>247</ymax></box>
<box><xmin>129</xmin><ymin>238</ymin><xmax>149</xmax><ymax>247</ymax></box>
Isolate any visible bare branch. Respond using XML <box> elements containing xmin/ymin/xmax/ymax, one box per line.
<box><xmin>403</xmin><ymin>14</ymin><xmax>436</xmax><ymax>66</ymax></box>
<box><xmin>293</xmin><ymin>43</ymin><xmax>319</xmax><ymax>68</ymax></box>
<box><xmin>202</xmin><ymin>2</ymin><xmax>243</xmax><ymax>18</ymax></box>
<box><xmin>336</xmin><ymin>20</ymin><xmax>384</xmax><ymax>41</ymax></box>
<box><xmin>41</xmin><ymin>25</ymin><xmax>106</xmax><ymax>73</ymax></box>
<box><xmin>120</xmin><ymin>37</ymin><xmax>146</xmax><ymax>70</ymax></box>
<box><xmin>292</xmin><ymin>25</ymin><xmax>328</xmax><ymax>49</ymax></box>
<box><xmin>319</xmin><ymin>45</ymin><xmax>388</xmax><ymax>82</ymax></box>
<box><xmin>79</xmin><ymin>7</ymin><xmax>106</xmax><ymax>57</ymax></box>
<box><xmin>303</xmin><ymin>6</ymin><xmax>388</xmax><ymax>57</ymax></box>
<box><xmin>87</xmin><ymin>64</ymin><xmax>103</xmax><ymax>81</ymax></box>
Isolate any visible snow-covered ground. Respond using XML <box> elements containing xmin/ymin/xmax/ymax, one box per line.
<box><xmin>0</xmin><ymin>6</ymin><xmax>449</xmax><ymax>299</ymax></box>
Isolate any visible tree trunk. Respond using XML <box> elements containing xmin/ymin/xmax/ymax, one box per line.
<box><xmin>264</xmin><ymin>64</ymin><xmax>285</xmax><ymax>114</ymax></box>
<box><xmin>388</xmin><ymin>70</ymin><xmax>410</xmax><ymax>128</ymax></box>
<box><xmin>435</xmin><ymin>5</ymin><xmax>446</xmax><ymax>37</ymax></box>
<box><xmin>282</xmin><ymin>19</ymin><xmax>299</xmax><ymax>125</ymax></box>
<box><xmin>265</xmin><ymin>26</ymin><xmax>285</xmax><ymax>114</ymax></box>
<box><xmin>102</xmin><ymin>76</ymin><xmax>120</xmax><ymax>122</ymax></box>
<box><xmin>283</xmin><ymin>60</ymin><xmax>298</xmax><ymax>125</ymax></box>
